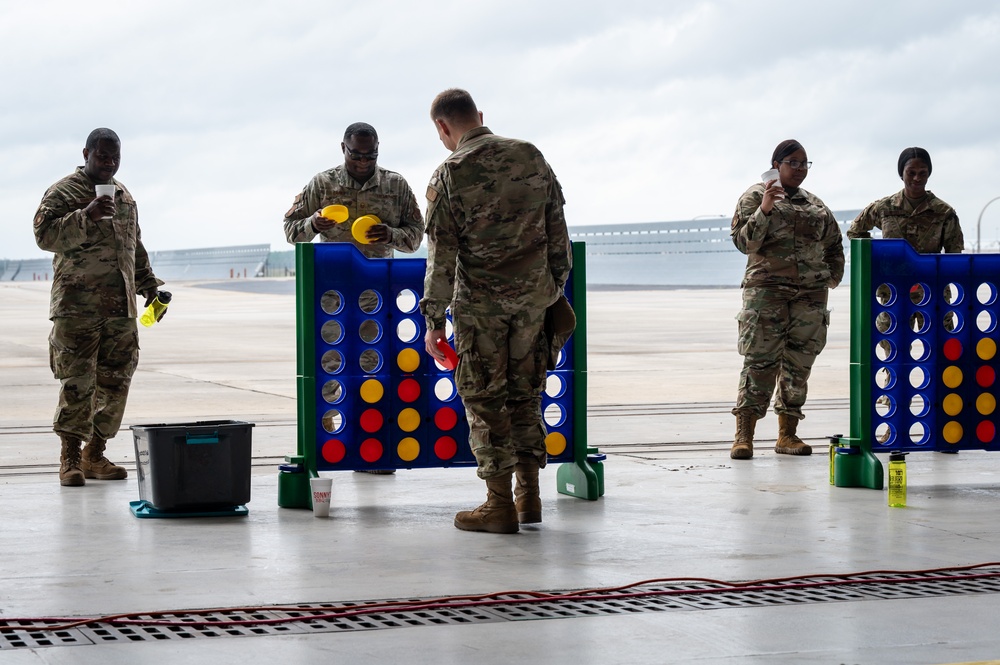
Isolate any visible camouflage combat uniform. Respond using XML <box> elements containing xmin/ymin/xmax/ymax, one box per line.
<box><xmin>421</xmin><ymin>126</ymin><xmax>572</xmax><ymax>479</ymax></box>
<box><xmin>848</xmin><ymin>190</ymin><xmax>964</xmax><ymax>331</ymax></box>
<box><xmin>283</xmin><ymin>164</ymin><xmax>423</xmax><ymax>257</ymax></box>
<box><xmin>847</xmin><ymin>190</ymin><xmax>964</xmax><ymax>253</ymax></box>
<box><xmin>731</xmin><ymin>183</ymin><xmax>845</xmax><ymax>420</ymax></box>
<box><xmin>33</xmin><ymin>167</ymin><xmax>163</xmax><ymax>442</ymax></box>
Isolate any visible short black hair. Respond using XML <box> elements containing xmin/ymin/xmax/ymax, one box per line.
<box><xmin>86</xmin><ymin>128</ymin><xmax>120</xmax><ymax>151</ymax></box>
<box><xmin>430</xmin><ymin>88</ymin><xmax>479</xmax><ymax>124</ymax></box>
<box><xmin>344</xmin><ymin>122</ymin><xmax>378</xmax><ymax>142</ymax></box>
<box><xmin>898</xmin><ymin>147</ymin><xmax>932</xmax><ymax>177</ymax></box>
<box><xmin>771</xmin><ymin>139</ymin><xmax>804</xmax><ymax>166</ymax></box>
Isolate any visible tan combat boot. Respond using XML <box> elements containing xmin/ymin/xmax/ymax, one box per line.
<box><xmin>59</xmin><ymin>435</ymin><xmax>85</xmax><ymax>486</ymax></box>
<box><xmin>81</xmin><ymin>436</ymin><xmax>128</xmax><ymax>480</ymax></box>
<box><xmin>775</xmin><ymin>414</ymin><xmax>812</xmax><ymax>455</ymax></box>
<box><xmin>730</xmin><ymin>412</ymin><xmax>757</xmax><ymax>460</ymax></box>
<box><xmin>514</xmin><ymin>457</ymin><xmax>542</xmax><ymax>524</ymax></box>
<box><xmin>454</xmin><ymin>473</ymin><xmax>519</xmax><ymax>534</ymax></box>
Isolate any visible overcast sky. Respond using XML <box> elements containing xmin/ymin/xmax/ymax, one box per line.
<box><xmin>3</xmin><ymin>0</ymin><xmax>1000</xmax><ymax>260</ymax></box>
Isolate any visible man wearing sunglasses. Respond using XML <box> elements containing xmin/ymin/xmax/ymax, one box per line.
<box><xmin>283</xmin><ymin>122</ymin><xmax>423</xmax><ymax>258</ymax></box>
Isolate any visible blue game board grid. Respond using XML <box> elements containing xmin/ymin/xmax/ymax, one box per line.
<box><xmin>867</xmin><ymin>239</ymin><xmax>1000</xmax><ymax>452</ymax></box>
<box><xmin>307</xmin><ymin>243</ymin><xmax>582</xmax><ymax>473</ymax></box>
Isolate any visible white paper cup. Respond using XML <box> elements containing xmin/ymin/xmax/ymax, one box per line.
<box><xmin>310</xmin><ymin>477</ymin><xmax>332</xmax><ymax>517</ymax></box>
<box><xmin>94</xmin><ymin>184</ymin><xmax>116</xmax><ymax>219</ymax></box>
<box><xmin>760</xmin><ymin>168</ymin><xmax>784</xmax><ymax>199</ymax></box>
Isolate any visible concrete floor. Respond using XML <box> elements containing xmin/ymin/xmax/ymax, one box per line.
<box><xmin>2</xmin><ymin>279</ymin><xmax>1000</xmax><ymax>664</ymax></box>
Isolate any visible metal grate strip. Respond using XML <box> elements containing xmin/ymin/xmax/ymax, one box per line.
<box><xmin>4</xmin><ymin>568</ymin><xmax>1000</xmax><ymax>651</ymax></box>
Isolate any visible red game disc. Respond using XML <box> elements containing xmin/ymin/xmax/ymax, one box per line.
<box><xmin>435</xmin><ymin>338</ymin><xmax>459</xmax><ymax>371</ymax></box>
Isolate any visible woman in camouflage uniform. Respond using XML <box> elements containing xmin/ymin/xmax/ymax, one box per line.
<box><xmin>847</xmin><ymin>147</ymin><xmax>963</xmax><ymax>256</ymax></box>
<box><xmin>847</xmin><ymin>147</ymin><xmax>963</xmax><ymax>330</ymax></box>
<box><xmin>729</xmin><ymin>140</ymin><xmax>845</xmax><ymax>460</ymax></box>
<box><xmin>848</xmin><ymin>147</ymin><xmax>964</xmax><ymax>450</ymax></box>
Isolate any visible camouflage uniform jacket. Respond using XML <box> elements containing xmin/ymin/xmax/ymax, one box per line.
<box><xmin>283</xmin><ymin>164</ymin><xmax>423</xmax><ymax>258</ymax></box>
<box><xmin>846</xmin><ymin>190</ymin><xmax>963</xmax><ymax>253</ymax></box>
<box><xmin>33</xmin><ymin>167</ymin><xmax>163</xmax><ymax>320</ymax></box>
<box><xmin>731</xmin><ymin>183</ymin><xmax>845</xmax><ymax>290</ymax></box>
<box><xmin>420</xmin><ymin>126</ymin><xmax>572</xmax><ymax>330</ymax></box>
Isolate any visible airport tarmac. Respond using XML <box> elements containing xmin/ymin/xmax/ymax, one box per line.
<box><xmin>2</xmin><ymin>279</ymin><xmax>1000</xmax><ymax>664</ymax></box>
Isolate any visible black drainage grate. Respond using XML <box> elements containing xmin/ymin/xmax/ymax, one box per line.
<box><xmin>4</xmin><ymin>567</ymin><xmax>1000</xmax><ymax>651</ymax></box>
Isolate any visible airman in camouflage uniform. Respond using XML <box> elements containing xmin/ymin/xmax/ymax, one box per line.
<box><xmin>849</xmin><ymin>148</ymin><xmax>963</xmax><ymax>335</ymax></box>
<box><xmin>33</xmin><ymin>128</ymin><xmax>164</xmax><ymax>486</ymax></box>
<box><xmin>847</xmin><ymin>147</ymin><xmax>964</xmax><ymax>254</ymax></box>
<box><xmin>730</xmin><ymin>140</ymin><xmax>844</xmax><ymax>460</ymax></box>
<box><xmin>283</xmin><ymin>122</ymin><xmax>423</xmax><ymax>258</ymax></box>
<box><xmin>850</xmin><ymin>148</ymin><xmax>965</xmax><ymax>451</ymax></box>
<box><xmin>421</xmin><ymin>89</ymin><xmax>572</xmax><ymax>534</ymax></box>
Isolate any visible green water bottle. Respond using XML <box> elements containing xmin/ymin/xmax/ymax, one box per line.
<box><xmin>140</xmin><ymin>290</ymin><xmax>172</xmax><ymax>327</ymax></box>
<box><xmin>887</xmin><ymin>451</ymin><xmax>908</xmax><ymax>507</ymax></box>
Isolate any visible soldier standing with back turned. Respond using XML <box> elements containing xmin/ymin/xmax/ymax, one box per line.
<box><xmin>422</xmin><ymin>89</ymin><xmax>572</xmax><ymax>534</ymax></box>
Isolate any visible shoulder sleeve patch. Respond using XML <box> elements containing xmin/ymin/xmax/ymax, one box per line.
<box><xmin>426</xmin><ymin>186</ymin><xmax>438</xmax><ymax>203</ymax></box>
<box><xmin>284</xmin><ymin>192</ymin><xmax>303</xmax><ymax>219</ymax></box>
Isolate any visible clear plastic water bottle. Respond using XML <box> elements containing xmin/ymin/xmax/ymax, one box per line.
<box><xmin>887</xmin><ymin>451</ymin><xmax>908</xmax><ymax>507</ymax></box>
<box><xmin>139</xmin><ymin>291</ymin><xmax>172</xmax><ymax>328</ymax></box>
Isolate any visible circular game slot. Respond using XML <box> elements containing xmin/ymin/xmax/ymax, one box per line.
<box><xmin>359</xmin><ymin>319</ymin><xmax>382</xmax><ymax>343</ymax></box>
<box><xmin>909</xmin><ymin>339</ymin><xmax>929</xmax><ymax>362</ymax></box>
<box><xmin>321</xmin><ymin>320</ymin><xmax>344</xmax><ymax>344</ymax></box>
<box><xmin>875</xmin><ymin>283</ymin><xmax>896</xmax><ymax>306</ymax></box>
<box><xmin>909</xmin><ymin>282</ymin><xmax>931</xmax><ymax>306</ymax></box>
<box><xmin>358</xmin><ymin>289</ymin><xmax>382</xmax><ymax>314</ymax></box>
<box><xmin>977</xmin><ymin>282</ymin><xmax>997</xmax><ymax>306</ymax></box>
<box><xmin>321</xmin><ymin>409</ymin><xmax>344</xmax><ymax>434</ymax></box>
<box><xmin>321</xmin><ymin>290</ymin><xmax>344</xmax><ymax>315</ymax></box>
<box><xmin>321</xmin><ymin>350</ymin><xmax>344</xmax><ymax>375</ymax></box>
<box><xmin>359</xmin><ymin>349</ymin><xmax>383</xmax><ymax>374</ymax></box>
<box><xmin>322</xmin><ymin>379</ymin><xmax>344</xmax><ymax>404</ymax></box>
<box><xmin>396</xmin><ymin>288</ymin><xmax>419</xmax><ymax>313</ymax></box>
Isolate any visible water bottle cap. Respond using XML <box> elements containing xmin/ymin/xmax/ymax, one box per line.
<box><xmin>158</xmin><ymin>290</ymin><xmax>173</xmax><ymax>303</ymax></box>
<box><xmin>889</xmin><ymin>450</ymin><xmax>908</xmax><ymax>461</ymax></box>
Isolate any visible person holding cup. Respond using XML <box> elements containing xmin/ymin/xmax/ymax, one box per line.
<box><xmin>33</xmin><ymin>128</ymin><xmax>165</xmax><ymax>486</ymax></box>
<box><xmin>282</xmin><ymin>122</ymin><xmax>424</xmax><ymax>258</ymax></box>
<box><xmin>729</xmin><ymin>139</ymin><xmax>845</xmax><ymax>460</ymax></box>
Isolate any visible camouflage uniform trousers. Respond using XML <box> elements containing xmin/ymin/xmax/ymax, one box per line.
<box><xmin>733</xmin><ymin>286</ymin><xmax>830</xmax><ymax>420</ymax></box>
<box><xmin>48</xmin><ymin>317</ymin><xmax>140</xmax><ymax>442</ymax></box>
<box><xmin>452</xmin><ymin>306</ymin><xmax>549</xmax><ymax>480</ymax></box>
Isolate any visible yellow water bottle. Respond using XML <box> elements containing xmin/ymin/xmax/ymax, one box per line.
<box><xmin>887</xmin><ymin>451</ymin><xmax>908</xmax><ymax>507</ymax></box>
<box><xmin>140</xmin><ymin>291</ymin><xmax>172</xmax><ymax>328</ymax></box>
<box><xmin>828</xmin><ymin>434</ymin><xmax>843</xmax><ymax>485</ymax></box>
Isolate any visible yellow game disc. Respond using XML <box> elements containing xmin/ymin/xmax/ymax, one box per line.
<box><xmin>360</xmin><ymin>378</ymin><xmax>384</xmax><ymax>404</ymax></box>
<box><xmin>942</xmin><ymin>393</ymin><xmax>963</xmax><ymax>416</ymax></box>
<box><xmin>397</xmin><ymin>437</ymin><xmax>420</xmax><ymax>462</ymax></box>
<box><xmin>941</xmin><ymin>365</ymin><xmax>963</xmax><ymax>389</ymax></box>
<box><xmin>397</xmin><ymin>408</ymin><xmax>420</xmax><ymax>432</ymax></box>
<box><xmin>545</xmin><ymin>432</ymin><xmax>567</xmax><ymax>456</ymax></box>
<box><xmin>352</xmin><ymin>214</ymin><xmax>381</xmax><ymax>244</ymax></box>
<box><xmin>942</xmin><ymin>421</ymin><xmax>963</xmax><ymax>444</ymax></box>
<box><xmin>977</xmin><ymin>392</ymin><xmax>996</xmax><ymax>416</ymax></box>
<box><xmin>321</xmin><ymin>204</ymin><xmax>349</xmax><ymax>223</ymax></box>
<box><xmin>397</xmin><ymin>348</ymin><xmax>420</xmax><ymax>373</ymax></box>
<box><xmin>978</xmin><ymin>337</ymin><xmax>997</xmax><ymax>361</ymax></box>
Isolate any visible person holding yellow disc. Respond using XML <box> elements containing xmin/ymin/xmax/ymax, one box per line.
<box><xmin>282</xmin><ymin>122</ymin><xmax>423</xmax><ymax>258</ymax></box>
